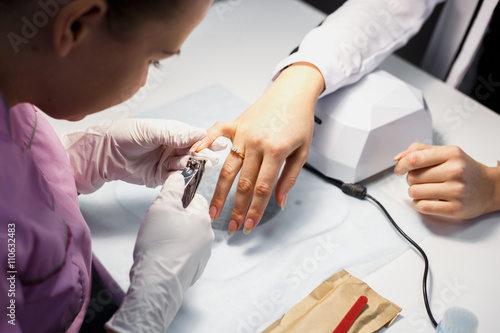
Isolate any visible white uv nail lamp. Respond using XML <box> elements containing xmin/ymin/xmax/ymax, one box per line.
<box><xmin>307</xmin><ymin>69</ymin><xmax>432</xmax><ymax>183</ymax></box>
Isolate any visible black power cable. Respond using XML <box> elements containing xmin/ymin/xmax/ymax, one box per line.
<box><xmin>365</xmin><ymin>193</ymin><xmax>438</xmax><ymax>328</ymax></box>
<box><xmin>304</xmin><ymin>164</ymin><xmax>438</xmax><ymax>328</ymax></box>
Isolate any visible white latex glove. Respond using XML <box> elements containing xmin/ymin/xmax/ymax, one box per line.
<box><xmin>62</xmin><ymin>119</ymin><xmax>226</xmax><ymax>194</ymax></box>
<box><xmin>105</xmin><ymin>172</ymin><xmax>214</xmax><ymax>332</ymax></box>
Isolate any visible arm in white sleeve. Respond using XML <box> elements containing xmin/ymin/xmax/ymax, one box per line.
<box><xmin>272</xmin><ymin>0</ymin><xmax>446</xmax><ymax>97</ymax></box>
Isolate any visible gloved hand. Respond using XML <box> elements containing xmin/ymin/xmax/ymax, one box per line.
<box><xmin>63</xmin><ymin>119</ymin><xmax>226</xmax><ymax>194</ymax></box>
<box><xmin>105</xmin><ymin>172</ymin><xmax>214</xmax><ymax>332</ymax></box>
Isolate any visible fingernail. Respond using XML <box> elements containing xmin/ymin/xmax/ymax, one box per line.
<box><xmin>228</xmin><ymin>220</ymin><xmax>238</xmax><ymax>236</ymax></box>
<box><xmin>392</xmin><ymin>153</ymin><xmax>402</xmax><ymax>161</ymax></box>
<box><xmin>243</xmin><ymin>219</ymin><xmax>255</xmax><ymax>235</ymax></box>
<box><xmin>190</xmin><ymin>141</ymin><xmax>203</xmax><ymax>153</ymax></box>
<box><xmin>281</xmin><ymin>193</ymin><xmax>288</xmax><ymax>211</ymax></box>
<box><xmin>209</xmin><ymin>206</ymin><xmax>217</xmax><ymax>220</ymax></box>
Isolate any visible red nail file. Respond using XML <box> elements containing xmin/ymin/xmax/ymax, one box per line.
<box><xmin>332</xmin><ymin>295</ymin><xmax>368</xmax><ymax>333</ymax></box>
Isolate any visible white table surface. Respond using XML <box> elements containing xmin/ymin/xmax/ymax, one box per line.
<box><xmin>45</xmin><ymin>1</ymin><xmax>500</xmax><ymax>332</ymax></box>
<box><xmin>372</xmin><ymin>55</ymin><xmax>500</xmax><ymax>332</ymax></box>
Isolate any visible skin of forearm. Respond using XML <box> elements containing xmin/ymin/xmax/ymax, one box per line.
<box><xmin>485</xmin><ymin>165</ymin><xmax>500</xmax><ymax>215</ymax></box>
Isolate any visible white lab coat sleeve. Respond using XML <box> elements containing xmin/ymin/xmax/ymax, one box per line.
<box><xmin>272</xmin><ymin>0</ymin><xmax>446</xmax><ymax>97</ymax></box>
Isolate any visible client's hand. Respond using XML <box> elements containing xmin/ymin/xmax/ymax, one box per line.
<box><xmin>394</xmin><ymin>143</ymin><xmax>500</xmax><ymax>219</ymax></box>
<box><xmin>191</xmin><ymin>63</ymin><xmax>325</xmax><ymax>234</ymax></box>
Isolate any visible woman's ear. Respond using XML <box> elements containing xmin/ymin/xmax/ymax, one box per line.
<box><xmin>53</xmin><ymin>0</ymin><xmax>107</xmax><ymax>58</ymax></box>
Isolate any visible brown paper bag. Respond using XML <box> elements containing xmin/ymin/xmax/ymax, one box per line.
<box><xmin>262</xmin><ymin>270</ymin><xmax>401</xmax><ymax>333</ymax></box>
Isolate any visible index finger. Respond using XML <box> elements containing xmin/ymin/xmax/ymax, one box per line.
<box><xmin>393</xmin><ymin>142</ymin><xmax>433</xmax><ymax>161</ymax></box>
<box><xmin>190</xmin><ymin>121</ymin><xmax>237</xmax><ymax>153</ymax></box>
<box><xmin>394</xmin><ymin>146</ymin><xmax>447</xmax><ymax>176</ymax></box>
